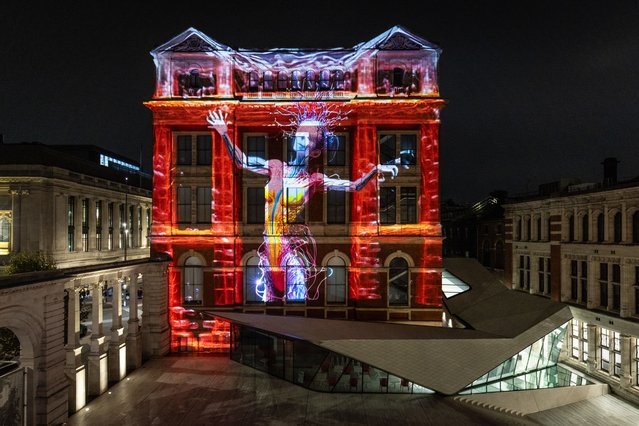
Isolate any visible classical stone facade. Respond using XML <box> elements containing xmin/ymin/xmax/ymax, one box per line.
<box><xmin>504</xmin><ymin>177</ymin><xmax>639</xmax><ymax>403</ymax></box>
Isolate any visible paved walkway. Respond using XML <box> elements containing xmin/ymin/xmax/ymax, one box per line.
<box><xmin>67</xmin><ymin>354</ymin><xmax>639</xmax><ymax>426</ymax></box>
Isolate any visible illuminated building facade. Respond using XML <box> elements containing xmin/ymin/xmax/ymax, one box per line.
<box><xmin>147</xmin><ymin>26</ymin><xmax>444</xmax><ymax>351</ymax></box>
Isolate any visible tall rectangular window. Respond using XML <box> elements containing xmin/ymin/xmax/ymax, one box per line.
<box><xmin>146</xmin><ymin>208</ymin><xmax>151</xmax><ymax>242</ymax></box>
<box><xmin>326</xmin><ymin>134</ymin><xmax>346</xmax><ymax>166</ymax></box>
<box><xmin>177</xmin><ymin>135</ymin><xmax>192</xmax><ymax>165</ymax></box>
<box><xmin>196</xmin><ymin>187</ymin><xmax>212</xmax><ymax>223</ymax></box>
<box><xmin>612</xmin><ymin>264</ymin><xmax>621</xmax><ymax>311</ymax></box>
<box><xmin>545</xmin><ymin>258</ymin><xmax>551</xmax><ymax>294</ymax></box>
<box><xmin>286</xmin><ymin>136</ymin><xmax>306</xmax><ymax>166</ymax></box>
<box><xmin>581</xmin><ymin>322</ymin><xmax>589</xmax><ymax>362</ymax></box>
<box><xmin>399</xmin><ymin>134</ymin><xmax>417</xmax><ymax>166</ymax></box>
<box><xmin>635</xmin><ymin>266</ymin><xmax>639</xmax><ymax>315</ymax></box>
<box><xmin>177</xmin><ymin>187</ymin><xmax>191</xmax><ymax>224</ymax></box>
<box><xmin>67</xmin><ymin>196</ymin><xmax>75</xmax><ymax>252</ymax></box>
<box><xmin>119</xmin><ymin>204</ymin><xmax>125</xmax><ymax>249</ymax></box>
<box><xmin>286</xmin><ymin>188</ymin><xmax>305</xmax><ymax>223</ymax></box>
<box><xmin>327</xmin><ymin>190</ymin><xmax>346</xmax><ymax>224</ymax></box>
<box><xmin>570</xmin><ymin>260</ymin><xmax>578</xmax><ymax>300</ymax></box>
<box><xmin>129</xmin><ymin>205</ymin><xmax>134</xmax><ymax>248</ymax></box>
<box><xmin>580</xmin><ymin>261</ymin><xmax>588</xmax><ymax>304</ymax></box>
<box><xmin>196</xmin><ymin>135</ymin><xmax>212</xmax><ymax>165</ymax></box>
<box><xmin>599</xmin><ymin>263</ymin><xmax>608</xmax><ymax>308</ymax></box>
<box><xmin>247</xmin><ymin>188</ymin><xmax>265</xmax><ymax>224</ymax></box>
<box><xmin>539</xmin><ymin>258</ymin><xmax>546</xmax><ymax>294</ymax></box>
<box><xmin>95</xmin><ymin>201</ymin><xmax>102</xmax><ymax>251</ymax></box>
<box><xmin>108</xmin><ymin>202</ymin><xmax>114</xmax><ymax>250</ymax></box>
<box><xmin>519</xmin><ymin>255</ymin><xmax>525</xmax><ymax>289</ymax></box>
<box><xmin>379</xmin><ymin>187</ymin><xmax>396</xmax><ymax>225</ymax></box>
<box><xmin>570</xmin><ymin>320</ymin><xmax>580</xmax><ymax>359</ymax></box>
<box><xmin>379</xmin><ymin>134</ymin><xmax>396</xmax><ymax>165</ymax></box>
<box><xmin>612</xmin><ymin>331</ymin><xmax>622</xmax><ymax>377</ymax></box>
<box><xmin>81</xmin><ymin>199</ymin><xmax>89</xmax><ymax>252</ymax></box>
<box><xmin>400</xmin><ymin>187</ymin><xmax>417</xmax><ymax>224</ymax></box>
<box><xmin>137</xmin><ymin>206</ymin><xmax>142</xmax><ymax>246</ymax></box>
<box><xmin>600</xmin><ymin>327</ymin><xmax>610</xmax><ymax>372</ymax></box>
<box><xmin>246</xmin><ymin>136</ymin><xmax>266</xmax><ymax>166</ymax></box>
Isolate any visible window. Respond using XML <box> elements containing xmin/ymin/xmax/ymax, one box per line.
<box><xmin>600</xmin><ymin>327</ymin><xmax>610</xmax><ymax>372</ymax></box>
<box><xmin>95</xmin><ymin>201</ymin><xmax>102</xmax><ymax>251</ymax></box>
<box><xmin>286</xmin><ymin>254</ymin><xmax>306</xmax><ymax>302</ymax></box>
<box><xmin>183</xmin><ymin>256</ymin><xmax>203</xmax><ymax>305</ymax></box>
<box><xmin>526</xmin><ymin>217</ymin><xmax>531</xmax><ymax>241</ymax></box>
<box><xmin>196</xmin><ymin>187</ymin><xmax>212</xmax><ymax>223</ymax></box>
<box><xmin>582</xmin><ymin>214</ymin><xmax>589</xmax><ymax>242</ymax></box>
<box><xmin>248</xmin><ymin>71</ymin><xmax>259</xmax><ymax>92</ymax></box>
<box><xmin>388</xmin><ymin>257</ymin><xmax>409</xmax><ymax>306</ymax></box>
<box><xmin>334</xmin><ymin>70</ymin><xmax>345</xmax><ymax>90</ymax></box>
<box><xmin>597</xmin><ymin>213</ymin><xmax>604</xmax><ymax>242</ymax></box>
<box><xmin>286</xmin><ymin>135</ymin><xmax>306</xmax><ymax>166</ymax></box>
<box><xmin>379</xmin><ymin>133</ymin><xmax>417</xmax><ymax>167</ymax></box>
<box><xmin>580</xmin><ymin>261</ymin><xmax>588</xmax><ymax>304</ymax></box>
<box><xmin>547</xmin><ymin>217</ymin><xmax>552</xmax><ymax>240</ymax></box>
<box><xmin>81</xmin><ymin>199</ymin><xmax>89</xmax><ymax>252</ymax></box>
<box><xmin>304</xmin><ymin>70</ymin><xmax>316</xmax><ymax>91</ymax></box>
<box><xmin>177</xmin><ymin>187</ymin><xmax>191</xmax><ymax>224</ymax></box>
<box><xmin>392</xmin><ymin>67</ymin><xmax>404</xmax><ymax>87</ymax></box>
<box><xmin>119</xmin><ymin>204</ymin><xmax>125</xmax><ymax>249</ymax></box>
<box><xmin>635</xmin><ymin>339</ymin><xmax>639</xmax><ymax>386</ymax></box>
<box><xmin>177</xmin><ymin>135</ymin><xmax>192</xmax><ymax>165</ymax></box>
<box><xmin>599</xmin><ymin>263</ymin><xmax>608</xmax><ymax>308</ymax></box>
<box><xmin>635</xmin><ymin>266</ymin><xmax>639</xmax><ymax>316</ymax></box>
<box><xmin>0</xmin><ymin>218</ymin><xmax>10</xmax><ymax>244</ymax></box>
<box><xmin>245</xmin><ymin>256</ymin><xmax>263</xmax><ymax>303</ymax></box>
<box><xmin>326</xmin><ymin>134</ymin><xmax>345</xmax><ymax>166</ymax></box>
<box><xmin>137</xmin><ymin>206</ymin><xmax>142</xmax><ymax>246</ymax></box>
<box><xmin>612</xmin><ymin>331</ymin><xmax>622</xmax><ymax>377</ymax></box>
<box><xmin>246</xmin><ymin>136</ymin><xmax>266</xmax><ymax>166</ymax></box>
<box><xmin>400</xmin><ymin>187</ymin><xmax>417</xmax><ymax>224</ymax></box>
<box><xmin>518</xmin><ymin>255</ymin><xmax>530</xmax><ymax>290</ymax></box>
<box><xmin>196</xmin><ymin>135</ymin><xmax>212</xmax><ymax>165</ymax></box>
<box><xmin>327</xmin><ymin>190</ymin><xmax>346</xmax><ymax>224</ymax></box>
<box><xmin>570</xmin><ymin>320</ymin><xmax>580</xmax><ymax>359</ymax></box>
<box><xmin>146</xmin><ymin>208</ymin><xmax>151</xmax><ymax>242</ymax></box>
<box><xmin>633</xmin><ymin>211</ymin><xmax>639</xmax><ymax>243</ymax></box>
<box><xmin>247</xmin><ymin>188</ymin><xmax>265</xmax><ymax>224</ymax></box>
<box><xmin>326</xmin><ymin>256</ymin><xmax>347</xmax><ymax>304</ymax></box>
<box><xmin>568</xmin><ymin>215</ymin><xmax>575</xmax><ymax>241</ymax></box>
<box><xmin>319</xmin><ymin>70</ymin><xmax>330</xmax><ymax>90</ymax></box>
<box><xmin>536</xmin><ymin>217</ymin><xmax>541</xmax><ymax>241</ymax></box>
<box><xmin>108</xmin><ymin>202</ymin><xmax>114</xmax><ymax>250</ymax></box>
<box><xmin>379</xmin><ymin>187</ymin><xmax>396</xmax><ymax>225</ymax></box>
<box><xmin>128</xmin><ymin>206</ymin><xmax>134</xmax><ymax>248</ymax></box>
<box><xmin>612</xmin><ymin>264</ymin><xmax>621</xmax><ymax>311</ymax></box>
<box><xmin>581</xmin><ymin>322</ymin><xmax>589</xmax><ymax>362</ymax></box>
<box><xmin>614</xmin><ymin>212</ymin><xmax>622</xmax><ymax>243</ymax></box>
<box><xmin>286</xmin><ymin>188</ymin><xmax>305</xmax><ymax>224</ymax></box>
<box><xmin>263</xmin><ymin>71</ymin><xmax>273</xmax><ymax>91</ymax></box>
<box><xmin>277</xmin><ymin>71</ymin><xmax>288</xmax><ymax>90</ymax></box>
<box><xmin>570</xmin><ymin>260</ymin><xmax>578</xmax><ymax>300</ymax></box>
<box><xmin>68</xmin><ymin>196</ymin><xmax>75</xmax><ymax>252</ymax></box>
<box><xmin>291</xmin><ymin>70</ymin><xmax>302</xmax><ymax>90</ymax></box>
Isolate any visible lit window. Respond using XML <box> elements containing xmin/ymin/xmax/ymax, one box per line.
<box><xmin>326</xmin><ymin>134</ymin><xmax>345</xmax><ymax>166</ymax></box>
<box><xmin>183</xmin><ymin>256</ymin><xmax>203</xmax><ymax>305</ymax></box>
<box><xmin>600</xmin><ymin>327</ymin><xmax>610</xmax><ymax>372</ymax></box>
<box><xmin>246</xmin><ymin>136</ymin><xmax>266</xmax><ymax>167</ymax></box>
<box><xmin>326</xmin><ymin>256</ymin><xmax>347</xmax><ymax>304</ymax></box>
<box><xmin>245</xmin><ymin>256</ymin><xmax>263</xmax><ymax>303</ymax></box>
<box><xmin>263</xmin><ymin>71</ymin><xmax>273</xmax><ymax>91</ymax></box>
<box><xmin>286</xmin><ymin>188</ymin><xmax>305</xmax><ymax>224</ymax></box>
<box><xmin>68</xmin><ymin>196</ymin><xmax>75</xmax><ymax>252</ymax></box>
<box><xmin>95</xmin><ymin>201</ymin><xmax>102</xmax><ymax>251</ymax></box>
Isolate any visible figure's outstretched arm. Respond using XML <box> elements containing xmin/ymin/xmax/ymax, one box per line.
<box><xmin>322</xmin><ymin>164</ymin><xmax>398</xmax><ymax>192</ymax></box>
<box><xmin>206</xmin><ymin>110</ymin><xmax>268</xmax><ymax>174</ymax></box>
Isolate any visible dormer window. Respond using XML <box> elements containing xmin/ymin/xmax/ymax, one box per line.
<box><xmin>333</xmin><ymin>70</ymin><xmax>344</xmax><ymax>90</ymax></box>
<box><xmin>248</xmin><ymin>71</ymin><xmax>259</xmax><ymax>92</ymax></box>
<box><xmin>305</xmin><ymin>70</ymin><xmax>316</xmax><ymax>90</ymax></box>
<box><xmin>277</xmin><ymin>71</ymin><xmax>288</xmax><ymax>91</ymax></box>
<box><xmin>291</xmin><ymin>71</ymin><xmax>302</xmax><ymax>90</ymax></box>
<box><xmin>319</xmin><ymin>70</ymin><xmax>330</xmax><ymax>90</ymax></box>
<box><xmin>263</xmin><ymin>71</ymin><xmax>274</xmax><ymax>91</ymax></box>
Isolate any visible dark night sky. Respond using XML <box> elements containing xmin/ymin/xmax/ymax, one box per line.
<box><xmin>1</xmin><ymin>1</ymin><xmax>638</xmax><ymax>203</ymax></box>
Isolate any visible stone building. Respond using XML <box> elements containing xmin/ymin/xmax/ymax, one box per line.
<box><xmin>503</xmin><ymin>158</ymin><xmax>639</xmax><ymax>403</ymax></box>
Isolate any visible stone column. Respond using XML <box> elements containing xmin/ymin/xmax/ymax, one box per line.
<box><xmin>587</xmin><ymin>323</ymin><xmax>597</xmax><ymax>373</ymax></box>
<box><xmin>126</xmin><ymin>273</ymin><xmax>142</xmax><ymax>370</ymax></box>
<box><xmin>620</xmin><ymin>334</ymin><xmax>632</xmax><ymax>389</ymax></box>
<box><xmin>141</xmin><ymin>262</ymin><xmax>171</xmax><ymax>359</ymax></box>
<box><xmin>65</xmin><ymin>285</ymin><xmax>87</xmax><ymax>412</ymax></box>
<box><xmin>108</xmin><ymin>278</ymin><xmax>126</xmax><ymax>382</ymax></box>
<box><xmin>88</xmin><ymin>281</ymin><xmax>107</xmax><ymax>396</ymax></box>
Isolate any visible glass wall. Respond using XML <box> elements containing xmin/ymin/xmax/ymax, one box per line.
<box><xmin>460</xmin><ymin>322</ymin><xmax>593</xmax><ymax>394</ymax></box>
<box><xmin>229</xmin><ymin>322</ymin><xmax>434</xmax><ymax>394</ymax></box>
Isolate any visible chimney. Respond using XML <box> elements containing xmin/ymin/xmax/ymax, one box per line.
<box><xmin>602</xmin><ymin>157</ymin><xmax>619</xmax><ymax>186</ymax></box>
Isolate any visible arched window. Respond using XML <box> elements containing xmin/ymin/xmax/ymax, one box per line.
<box><xmin>263</xmin><ymin>71</ymin><xmax>273</xmax><ymax>91</ymax></box>
<box><xmin>326</xmin><ymin>256</ymin><xmax>347</xmax><ymax>304</ymax></box>
<box><xmin>333</xmin><ymin>70</ymin><xmax>344</xmax><ymax>90</ymax></box>
<box><xmin>568</xmin><ymin>215</ymin><xmax>575</xmax><ymax>242</ymax></box>
<box><xmin>291</xmin><ymin>70</ymin><xmax>302</xmax><ymax>90</ymax></box>
<box><xmin>613</xmin><ymin>212</ymin><xmax>622</xmax><ymax>243</ymax></box>
<box><xmin>597</xmin><ymin>213</ymin><xmax>604</xmax><ymax>242</ymax></box>
<box><xmin>388</xmin><ymin>257</ymin><xmax>409</xmax><ymax>306</ymax></box>
<box><xmin>0</xmin><ymin>328</ymin><xmax>20</xmax><ymax>361</ymax></box>
<box><xmin>582</xmin><ymin>214</ymin><xmax>589</xmax><ymax>242</ymax></box>
<box><xmin>305</xmin><ymin>70</ymin><xmax>316</xmax><ymax>90</ymax></box>
<box><xmin>286</xmin><ymin>254</ymin><xmax>306</xmax><ymax>302</ymax></box>
<box><xmin>633</xmin><ymin>211</ymin><xmax>639</xmax><ymax>244</ymax></box>
<box><xmin>183</xmin><ymin>256</ymin><xmax>203</xmax><ymax>305</ymax></box>
<box><xmin>319</xmin><ymin>70</ymin><xmax>330</xmax><ymax>90</ymax></box>
<box><xmin>244</xmin><ymin>256</ymin><xmax>263</xmax><ymax>303</ymax></box>
<box><xmin>277</xmin><ymin>71</ymin><xmax>288</xmax><ymax>91</ymax></box>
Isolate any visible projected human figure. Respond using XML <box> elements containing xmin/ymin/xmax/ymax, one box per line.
<box><xmin>207</xmin><ymin>109</ymin><xmax>400</xmax><ymax>302</ymax></box>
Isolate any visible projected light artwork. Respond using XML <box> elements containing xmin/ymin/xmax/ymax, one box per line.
<box><xmin>207</xmin><ymin>103</ymin><xmax>404</xmax><ymax>302</ymax></box>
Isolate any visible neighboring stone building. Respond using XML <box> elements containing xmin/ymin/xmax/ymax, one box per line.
<box><xmin>0</xmin><ymin>142</ymin><xmax>171</xmax><ymax>423</ymax></box>
<box><xmin>503</xmin><ymin>158</ymin><xmax>639</xmax><ymax>403</ymax></box>
<box><xmin>146</xmin><ymin>26</ymin><xmax>445</xmax><ymax>354</ymax></box>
